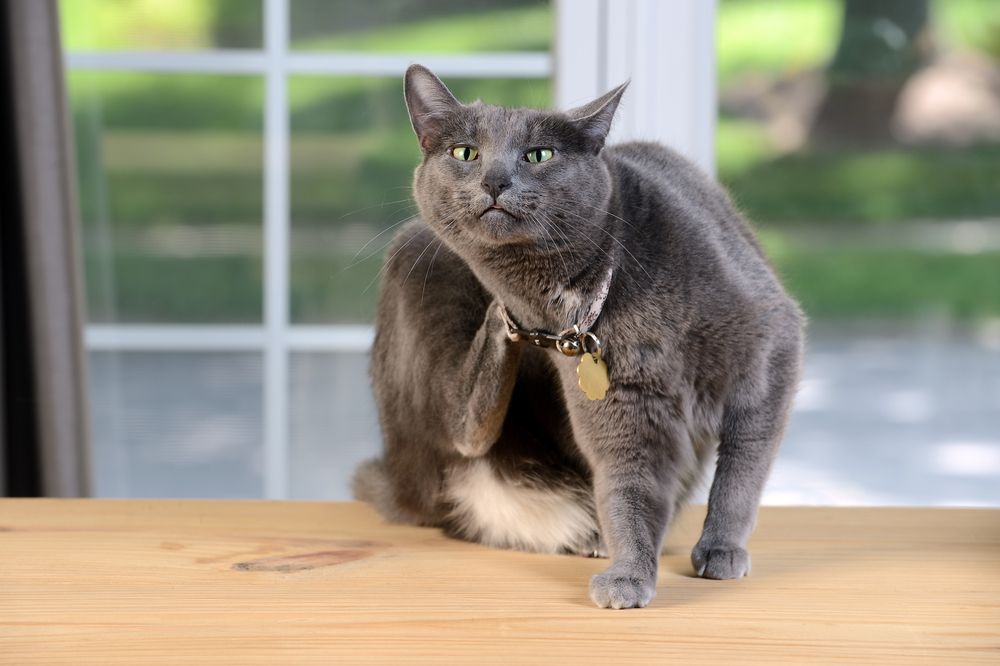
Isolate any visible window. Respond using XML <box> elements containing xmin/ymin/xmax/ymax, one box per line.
<box><xmin>63</xmin><ymin>0</ymin><xmax>553</xmax><ymax>499</ymax></box>
<box><xmin>64</xmin><ymin>0</ymin><xmax>999</xmax><ymax>507</ymax></box>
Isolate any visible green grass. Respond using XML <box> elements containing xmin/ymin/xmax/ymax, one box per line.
<box><xmin>768</xmin><ymin>249</ymin><xmax>1000</xmax><ymax>320</ymax></box>
<box><xmin>290</xmin><ymin>254</ymin><xmax>384</xmax><ymax>325</ymax></box>
<box><xmin>68</xmin><ymin>72</ymin><xmax>264</xmax><ymax>131</ymax></box>
<box><xmin>722</xmin><ymin>146</ymin><xmax>1000</xmax><ymax>225</ymax></box>
<box><xmin>716</xmin><ymin>118</ymin><xmax>774</xmax><ymax>177</ymax></box>
<box><xmin>726</xmin><ymin>143</ymin><xmax>1000</xmax><ymax>322</ymax></box>
<box><xmin>85</xmin><ymin>255</ymin><xmax>263</xmax><ymax>323</ymax></box>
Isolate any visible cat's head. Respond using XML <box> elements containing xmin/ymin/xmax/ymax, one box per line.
<box><xmin>404</xmin><ymin>64</ymin><xmax>627</xmax><ymax>263</ymax></box>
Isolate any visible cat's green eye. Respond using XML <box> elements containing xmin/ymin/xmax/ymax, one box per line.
<box><xmin>451</xmin><ymin>146</ymin><xmax>478</xmax><ymax>161</ymax></box>
<box><xmin>526</xmin><ymin>148</ymin><xmax>554</xmax><ymax>163</ymax></box>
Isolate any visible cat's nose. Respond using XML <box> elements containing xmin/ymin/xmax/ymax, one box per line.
<box><xmin>481</xmin><ymin>173</ymin><xmax>511</xmax><ymax>199</ymax></box>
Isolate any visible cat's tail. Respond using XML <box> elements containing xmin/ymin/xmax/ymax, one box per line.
<box><xmin>351</xmin><ymin>457</ymin><xmax>425</xmax><ymax>526</ymax></box>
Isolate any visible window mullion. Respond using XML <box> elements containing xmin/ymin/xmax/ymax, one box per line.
<box><xmin>263</xmin><ymin>0</ymin><xmax>290</xmax><ymax>499</ymax></box>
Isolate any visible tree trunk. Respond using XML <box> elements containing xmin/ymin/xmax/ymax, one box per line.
<box><xmin>809</xmin><ymin>0</ymin><xmax>932</xmax><ymax>149</ymax></box>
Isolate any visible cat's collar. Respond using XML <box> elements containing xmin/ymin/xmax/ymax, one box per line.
<box><xmin>497</xmin><ymin>266</ymin><xmax>614</xmax><ymax>357</ymax></box>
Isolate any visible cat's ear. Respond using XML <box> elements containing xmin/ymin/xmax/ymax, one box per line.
<box><xmin>566</xmin><ymin>81</ymin><xmax>629</xmax><ymax>154</ymax></box>
<box><xmin>404</xmin><ymin>64</ymin><xmax>462</xmax><ymax>151</ymax></box>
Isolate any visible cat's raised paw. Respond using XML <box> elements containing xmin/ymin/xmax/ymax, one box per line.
<box><xmin>589</xmin><ymin>569</ymin><xmax>656</xmax><ymax>609</ymax></box>
<box><xmin>691</xmin><ymin>544</ymin><xmax>751</xmax><ymax>580</ymax></box>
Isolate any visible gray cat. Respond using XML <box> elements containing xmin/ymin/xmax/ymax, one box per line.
<box><xmin>353</xmin><ymin>64</ymin><xmax>804</xmax><ymax>609</ymax></box>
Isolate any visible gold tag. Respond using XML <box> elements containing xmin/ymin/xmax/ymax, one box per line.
<box><xmin>577</xmin><ymin>352</ymin><xmax>609</xmax><ymax>401</ymax></box>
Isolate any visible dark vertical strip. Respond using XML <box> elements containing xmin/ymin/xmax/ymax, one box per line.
<box><xmin>7</xmin><ymin>0</ymin><xmax>93</xmax><ymax>497</ymax></box>
<box><xmin>0</xmin><ymin>0</ymin><xmax>42</xmax><ymax>497</ymax></box>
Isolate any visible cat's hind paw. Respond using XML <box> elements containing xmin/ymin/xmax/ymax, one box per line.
<box><xmin>691</xmin><ymin>544</ymin><xmax>751</xmax><ymax>580</ymax></box>
<box><xmin>564</xmin><ymin>531</ymin><xmax>606</xmax><ymax>559</ymax></box>
<box><xmin>589</xmin><ymin>568</ymin><xmax>656</xmax><ymax>609</ymax></box>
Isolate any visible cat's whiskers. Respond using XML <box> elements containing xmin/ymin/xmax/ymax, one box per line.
<box><xmin>336</xmin><ymin>192</ymin><xmax>424</xmax><ymax>264</ymax></box>
<box><xmin>401</xmin><ymin>211</ymin><xmax>463</xmax><ymax>288</ymax></box>
<box><xmin>592</xmin><ymin>226</ymin><xmax>653</xmax><ymax>284</ymax></box>
<box><xmin>421</xmin><ymin>221</ymin><xmax>460</xmax><ymax>305</ymax></box>
<box><xmin>336</xmin><ymin>196</ymin><xmax>417</xmax><ymax>221</ymax></box>
<box><xmin>539</xmin><ymin>204</ymin><xmax>647</xmax><ymax>289</ymax></box>
<box><xmin>545</xmin><ymin>201</ymin><xmax>653</xmax><ymax>284</ymax></box>
<box><xmin>525</xmin><ymin>211</ymin><xmax>571</xmax><ymax>284</ymax></box>
<box><xmin>361</xmin><ymin>214</ymin><xmax>452</xmax><ymax>296</ymax></box>
<box><xmin>337</xmin><ymin>197</ymin><xmax>466</xmax><ymax>274</ymax></box>
<box><xmin>562</xmin><ymin>202</ymin><xmax>653</xmax><ymax>283</ymax></box>
<box><xmin>578</xmin><ymin>202</ymin><xmax>644</xmax><ymax>235</ymax></box>
<box><xmin>337</xmin><ymin>212</ymin><xmax>421</xmax><ymax>274</ymax></box>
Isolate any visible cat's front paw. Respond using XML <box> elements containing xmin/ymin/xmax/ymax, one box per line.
<box><xmin>589</xmin><ymin>566</ymin><xmax>656</xmax><ymax>609</ymax></box>
<box><xmin>691</xmin><ymin>543</ymin><xmax>751</xmax><ymax>580</ymax></box>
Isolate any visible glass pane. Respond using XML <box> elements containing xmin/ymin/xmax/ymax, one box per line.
<box><xmin>289</xmin><ymin>0</ymin><xmax>552</xmax><ymax>52</ymax></box>
<box><xmin>719</xmin><ymin>0</ymin><xmax>1000</xmax><ymax>505</ymax></box>
<box><xmin>90</xmin><ymin>352</ymin><xmax>264</xmax><ymax>498</ymax></box>
<box><xmin>288</xmin><ymin>76</ymin><xmax>551</xmax><ymax>324</ymax></box>
<box><xmin>59</xmin><ymin>0</ymin><xmax>263</xmax><ymax>50</ymax></box>
<box><xmin>289</xmin><ymin>352</ymin><xmax>382</xmax><ymax>500</ymax></box>
<box><xmin>70</xmin><ymin>71</ymin><xmax>264</xmax><ymax>323</ymax></box>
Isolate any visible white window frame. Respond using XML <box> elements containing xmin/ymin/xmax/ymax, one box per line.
<box><xmin>555</xmin><ymin>0</ymin><xmax>717</xmax><ymax>174</ymax></box>
<box><xmin>67</xmin><ymin>0</ymin><xmax>716</xmax><ymax>499</ymax></box>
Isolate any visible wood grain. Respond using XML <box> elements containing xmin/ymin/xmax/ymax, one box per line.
<box><xmin>1</xmin><ymin>499</ymin><xmax>997</xmax><ymax>665</ymax></box>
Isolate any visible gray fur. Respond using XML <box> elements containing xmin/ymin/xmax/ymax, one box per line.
<box><xmin>353</xmin><ymin>64</ymin><xmax>804</xmax><ymax>609</ymax></box>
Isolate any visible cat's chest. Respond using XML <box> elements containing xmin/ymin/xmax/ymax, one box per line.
<box><xmin>503</xmin><ymin>266</ymin><xmax>616</xmax><ymax>333</ymax></box>
<box><xmin>506</xmin><ymin>287</ymin><xmax>603</xmax><ymax>338</ymax></box>
<box><xmin>547</xmin><ymin>284</ymin><xmax>587</xmax><ymax>317</ymax></box>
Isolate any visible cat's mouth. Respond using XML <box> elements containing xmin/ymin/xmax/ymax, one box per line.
<box><xmin>474</xmin><ymin>202</ymin><xmax>532</xmax><ymax>244</ymax></box>
<box><xmin>480</xmin><ymin>204</ymin><xmax>516</xmax><ymax>222</ymax></box>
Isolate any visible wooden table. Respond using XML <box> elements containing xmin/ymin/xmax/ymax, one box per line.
<box><xmin>1</xmin><ymin>500</ymin><xmax>998</xmax><ymax>664</ymax></box>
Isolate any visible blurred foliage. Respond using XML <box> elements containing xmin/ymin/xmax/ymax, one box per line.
<box><xmin>62</xmin><ymin>0</ymin><xmax>999</xmax><ymax>323</ymax></box>
<box><xmin>765</xmin><ymin>248</ymin><xmax>1000</xmax><ymax>320</ymax></box>
<box><xmin>717</xmin><ymin>0</ymin><xmax>999</xmax><ymax>89</ymax></box>
<box><xmin>289</xmin><ymin>2</ymin><xmax>551</xmax><ymax>52</ymax></box>
<box><xmin>86</xmin><ymin>255</ymin><xmax>264</xmax><ymax>322</ymax></box>
<box><xmin>934</xmin><ymin>0</ymin><xmax>1000</xmax><ymax>58</ymax></box>
<box><xmin>63</xmin><ymin>3</ymin><xmax>552</xmax><ymax>324</ymax></box>
<box><xmin>60</xmin><ymin>0</ymin><xmax>262</xmax><ymax>50</ymax></box>
<box><xmin>59</xmin><ymin>0</ymin><xmax>548</xmax><ymax>52</ymax></box>
<box><xmin>717</xmin><ymin>0</ymin><xmax>1000</xmax><ymax>176</ymax></box>
<box><xmin>68</xmin><ymin>72</ymin><xmax>264</xmax><ymax>132</ymax></box>
<box><xmin>724</xmin><ymin>146</ymin><xmax>1000</xmax><ymax>225</ymax></box>
<box><xmin>719</xmin><ymin>0</ymin><xmax>1000</xmax><ymax>321</ymax></box>
<box><xmin>717</xmin><ymin>0</ymin><xmax>840</xmax><ymax>87</ymax></box>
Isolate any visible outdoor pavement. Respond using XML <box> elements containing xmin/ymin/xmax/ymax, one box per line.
<box><xmin>88</xmin><ymin>320</ymin><xmax>1000</xmax><ymax>507</ymax></box>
